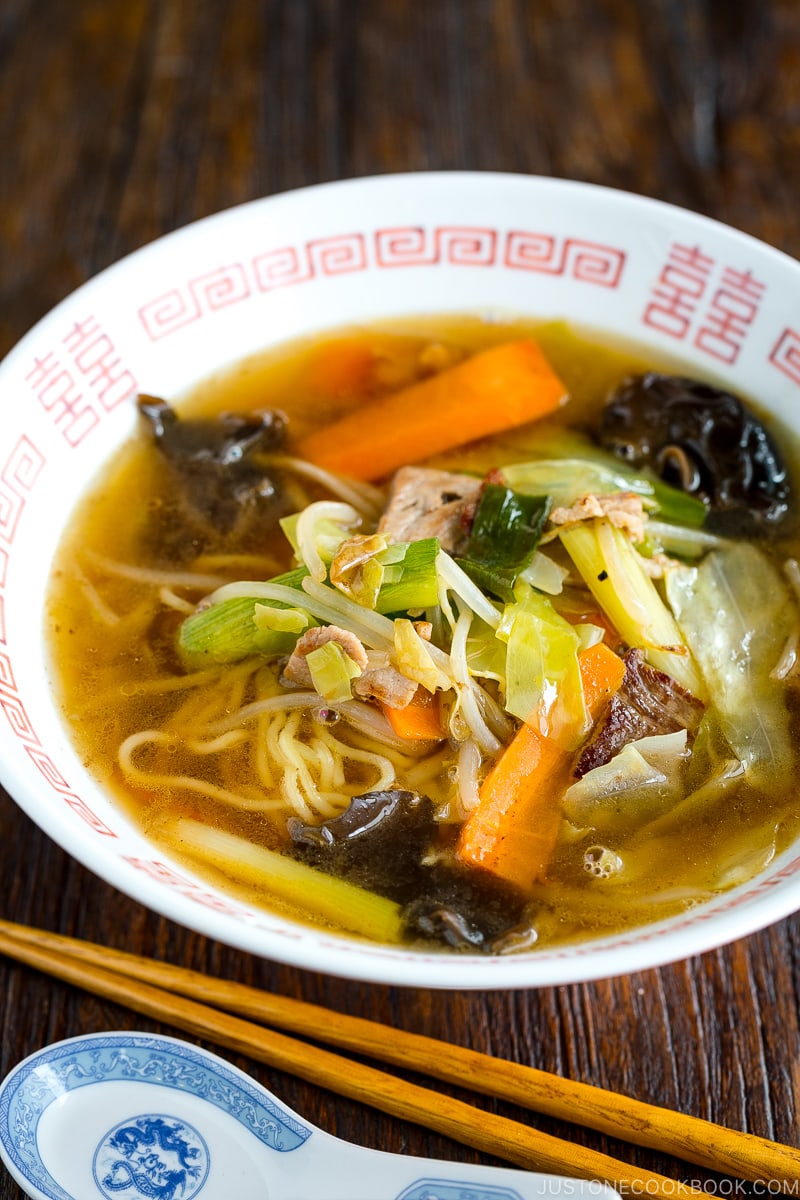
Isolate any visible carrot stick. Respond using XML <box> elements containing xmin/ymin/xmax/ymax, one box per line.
<box><xmin>456</xmin><ymin>642</ymin><xmax>625</xmax><ymax>891</ymax></box>
<box><xmin>304</xmin><ymin>337</ymin><xmax>376</xmax><ymax>397</ymax></box>
<box><xmin>295</xmin><ymin>338</ymin><xmax>567</xmax><ymax>481</ymax></box>
<box><xmin>382</xmin><ymin>689</ymin><xmax>442</xmax><ymax>741</ymax></box>
<box><xmin>576</xmin><ymin>640</ymin><xmax>627</xmax><ymax>710</ymax></box>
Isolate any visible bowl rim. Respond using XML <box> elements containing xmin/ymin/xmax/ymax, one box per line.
<box><xmin>6</xmin><ymin>167</ymin><xmax>800</xmax><ymax>377</ymax></box>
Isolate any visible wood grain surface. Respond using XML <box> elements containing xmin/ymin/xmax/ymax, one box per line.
<box><xmin>2</xmin><ymin>1</ymin><xmax>800</xmax><ymax>1195</ymax></box>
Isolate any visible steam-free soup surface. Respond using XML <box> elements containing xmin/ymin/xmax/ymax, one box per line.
<box><xmin>47</xmin><ymin>316</ymin><xmax>800</xmax><ymax>952</ymax></box>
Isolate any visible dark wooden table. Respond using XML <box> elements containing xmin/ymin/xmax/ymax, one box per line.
<box><xmin>2</xmin><ymin>2</ymin><xmax>800</xmax><ymax>1195</ymax></box>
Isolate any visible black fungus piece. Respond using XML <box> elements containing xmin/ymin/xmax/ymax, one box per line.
<box><xmin>402</xmin><ymin>870</ymin><xmax>528</xmax><ymax>953</ymax></box>
<box><xmin>405</xmin><ymin>903</ymin><xmax>486</xmax><ymax>949</ymax></box>
<box><xmin>137</xmin><ymin>394</ymin><xmax>290</xmax><ymax>554</ymax></box>
<box><xmin>598</xmin><ymin>373</ymin><xmax>791</xmax><ymax>534</ymax></box>
<box><xmin>287</xmin><ymin>789</ymin><xmax>435</xmax><ymax>904</ymax></box>
<box><xmin>288</xmin><ymin>788</ymin><xmax>528</xmax><ymax>952</ymax></box>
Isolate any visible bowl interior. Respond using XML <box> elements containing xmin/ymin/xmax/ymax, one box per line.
<box><xmin>3</xmin><ymin>172</ymin><xmax>800</xmax><ymax>987</ymax></box>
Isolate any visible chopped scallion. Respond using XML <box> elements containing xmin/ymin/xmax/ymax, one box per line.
<box><xmin>375</xmin><ymin>538</ymin><xmax>440</xmax><ymax>614</ymax></box>
<box><xmin>559</xmin><ymin>519</ymin><xmax>705</xmax><ymax>697</ymax></box>
<box><xmin>456</xmin><ymin>484</ymin><xmax>551</xmax><ymax>603</ymax></box>
<box><xmin>172</xmin><ymin>818</ymin><xmax>404</xmax><ymax>943</ymax></box>
<box><xmin>178</xmin><ymin>567</ymin><xmax>310</xmax><ymax>665</ymax></box>
<box><xmin>179</xmin><ymin>595</ymin><xmax>315</xmax><ymax>666</ymax></box>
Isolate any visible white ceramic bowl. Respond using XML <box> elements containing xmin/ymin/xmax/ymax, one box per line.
<box><xmin>3</xmin><ymin>171</ymin><xmax>800</xmax><ymax>989</ymax></box>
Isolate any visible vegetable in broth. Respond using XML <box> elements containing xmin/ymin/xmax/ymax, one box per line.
<box><xmin>46</xmin><ymin>318</ymin><xmax>800</xmax><ymax>952</ymax></box>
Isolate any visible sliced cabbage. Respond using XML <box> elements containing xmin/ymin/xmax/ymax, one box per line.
<box><xmin>496</xmin><ymin>586</ymin><xmax>585</xmax><ymax>744</ymax></box>
<box><xmin>562</xmin><ymin>730</ymin><xmax>689</xmax><ymax>835</ymax></box>
<box><xmin>392</xmin><ymin>618</ymin><xmax>449</xmax><ymax>693</ymax></box>
<box><xmin>503</xmin><ymin>458</ymin><xmax>657</xmax><ymax>509</ymax></box>
<box><xmin>502</xmin><ymin>456</ymin><xmax>706</xmax><ymax>527</ymax></box>
<box><xmin>305</xmin><ymin>641</ymin><xmax>363</xmax><ymax>704</ymax></box>
<box><xmin>464</xmin><ymin>616</ymin><xmax>508</xmax><ymax>684</ymax></box>
<box><xmin>711</xmin><ymin>832</ymin><xmax>777</xmax><ymax>891</ymax></box>
<box><xmin>253</xmin><ymin>603</ymin><xmax>312</xmax><ymax>634</ymax></box>
<box><xmin>665</xmin><ymin>543</ymin><xmax>796</xmax><ymax>786</ymax></box>
<box><xmin>518</xmin><ymin>550</ymin><xmax>569</xmax><ymax>594</ymax></box>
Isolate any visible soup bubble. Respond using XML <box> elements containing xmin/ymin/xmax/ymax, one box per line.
<box><xmin>584</xmin><ymin>845</ymin><xmax>623</xmax><ymax>879</ymax></box>
<box><xmin>314</xmin><ymin>706</ymin><xmax>340</xmax><ymax>726</ymax></box>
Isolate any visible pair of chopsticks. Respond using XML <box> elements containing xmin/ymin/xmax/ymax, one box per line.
<box><xmin>0</xmin><ymin>919</ymin><xmax>796</xmax><ymax>1197</ymax></box>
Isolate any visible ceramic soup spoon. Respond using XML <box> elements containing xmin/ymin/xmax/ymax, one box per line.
<box><xmin>0</xmin><ymin>1031</ymin><xmax>616</xmax><ymax>1200</ymax></box>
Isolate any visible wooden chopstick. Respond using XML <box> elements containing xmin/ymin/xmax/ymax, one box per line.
<box><xmin>0</xmin><ymin>923</ymin><xmax>793</xmax><ymax>1194</ymax></box>
<box><xmin>0</xmin><ymin>920</ymin><xmax>705</xmax><ymax>1198</ymax></box>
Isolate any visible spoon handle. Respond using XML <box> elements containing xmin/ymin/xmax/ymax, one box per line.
<box><xmin>314</xmin><ymin>1136</ymin><xmax>618</xmax><ymax>1200</ymax></box>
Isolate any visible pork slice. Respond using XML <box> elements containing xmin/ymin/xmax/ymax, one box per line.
<box><xmin>574</xmin><ymin>649</ymin><xmax>705</xmax><ymax>778</ymax></box>
<box><xmin>378</xmin><ymin>466</ymin><xmax>483</xmax><ymax>555</ymax></box>
<box><xmin>353</xmin><ymin>666</ymin><xmax>419</xmax><ymax>708</ymax></box>
<box><xmin>349</xmin><ymin>649</ymin><xmax>417</xmax><ymax>708</ymax></box>
<box><xmin>549</xmin><ymin>491</ymin><xmax>648</xmax><ymax>543</ymax></box>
